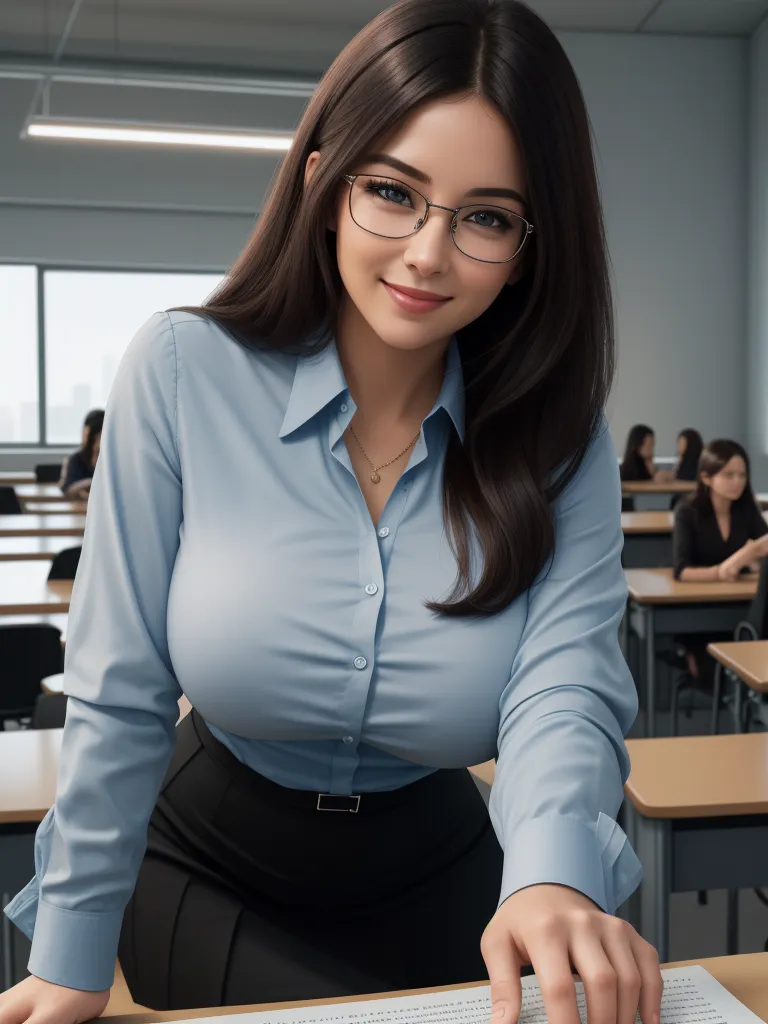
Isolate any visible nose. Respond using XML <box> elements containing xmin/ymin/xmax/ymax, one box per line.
<box><xmin>401</xmin><ymin>207</ymin><xmax>454</xmax><ymax>278</ymax></box>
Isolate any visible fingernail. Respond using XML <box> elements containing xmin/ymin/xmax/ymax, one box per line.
<box><xmin>492</xmin><ymin>1007</ymin><xmax>506</xmax><ymax>1019</ymax></box>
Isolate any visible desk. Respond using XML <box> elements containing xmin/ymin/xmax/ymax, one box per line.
<box><xmin>622</xmin><ymin>481</ymin><xmax>695</xmax><ymax>496</ymax></box>
<box><xmin>623</xmin><ymin>733</ymin><xmax>768</xmax><ymax>963</ymax></box>
<box><xmin>15</xmin><ymin>485</ymin><xmax>66</xmax><ymax>504</ymax></box>
<box><xmin>100</xmin><ymin>953</ymin><xmax>768</xmax><ymax>1021</ymax></box>
<box><xmin>0</xmin><ymin>472</ymin><xmax>35</xmax><ymax>486</ymax></box>
<box><xmin>22</xmin><ymin>501</ymin><xmax>88</xmax><ymax>516</ymax></box>
<box><xmin>0</xmin><ymin>536</ymin><xmax>79</xmax><ymax>562</ymax></box>
<box><xmin>0</xmin><ymin>562</ymin><xmax>72</xmax><ymax>615</ymax></box>
<box><xmin>622</xmin><ymin>511</ymin><xmax>673</xmax><ymax>568</ymax></box>
<box><xmin>624</xmin><ymin>569</ymin><xmax>756</xmax><ymax>737</ymax></box>
<box><xmin>708</xmin><ymin>640</ymin><xmax>768</xmax><ymax>733</ymax></box>
<box><xmin>0</xmin><ymin>514</ymin><xmax>85</xmax><ymax>538</ymax></box>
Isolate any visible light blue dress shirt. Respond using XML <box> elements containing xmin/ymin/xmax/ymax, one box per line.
<box><xmin>4</xmin><ymin>311</ymin><xmax>642</xmax><ymax>993</ymax></box>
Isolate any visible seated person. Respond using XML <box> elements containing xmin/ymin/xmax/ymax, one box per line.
<box><xmin>673</xmin><ymin>438</ymin><xmax>768</xmax><ymax>680</ymax></box>
<box><xmin>619</xmin><ymin>423</ymin><xmax>670</xmax><ymax>510</ymax></box>
<box><xmin>60</xmin><ymin>410</ymin><xmax>103</xmax><ymax>500</ymax></box>
<box><xmin>670</xmin><ymin>427</ymin><xmax>704</xmax><ymax>509</ymax></box>
<box><xmin>59</xmin><ymin>408</ymin><xmax>104</xmax><ymax>494</ymax></box>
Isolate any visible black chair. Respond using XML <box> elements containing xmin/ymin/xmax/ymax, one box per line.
<box><xmin>35</xmin><ymin>463</ymin><xmax>62</xmax><ymax>483</ymax></box>
<box><xmin>0</xmin><ymin>624</ymin><xmax>64</xmax><ymax>729</ymax></box>
<box><xmin>0</xmin><ymin>486</ymin><xmax>22</xmax><ymax>515</ymax></box>
<box><xmin>47</xmin><ymin>545</ymin><xmax>82</xmax><ymax>581</ymax></box>
<box><xmin>32</xmin><ymin>692</ymin><xmax>68</xmax><ymax>730</ymax></box>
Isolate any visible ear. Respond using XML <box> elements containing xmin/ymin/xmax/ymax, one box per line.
<box><xmin>304</xmin><ymin>150</ymin><xmax>338</xmax><ymax>233</ymax></box>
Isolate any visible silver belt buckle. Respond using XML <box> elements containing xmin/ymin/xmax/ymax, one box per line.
<box><xmin>316</xmin><ymin>793</ymin><xmax>361</xmax><ymax>813</ymax></box>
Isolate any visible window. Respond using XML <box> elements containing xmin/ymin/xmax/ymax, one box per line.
<box><xmin>44</xmin><ymin>270</ymin><xmax>224</xmax><ymax>445</ymax></box>
<box><xmin>0</xmin><ymin>265</ymin><xmax>39</xmax><ymax>443</ymax></box>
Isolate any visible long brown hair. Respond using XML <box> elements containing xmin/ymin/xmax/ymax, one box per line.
<box><xmin>177</xmin><ymin>0</ymin><xmax>615</xmax><ymax>617</ymax></box>
<box><xmin>690</xmin><ymin>439</ymin><xmax>759</xmax><ymax>518</ymax></box>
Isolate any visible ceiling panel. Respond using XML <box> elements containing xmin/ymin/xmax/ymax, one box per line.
<box><xmin>524</xmin><ymin>0</ymin><xmax>657</xmax><ymax>32</ymax></box>
<box><xmin>644</xmin><ymin>0</ymin><xmax>768</xmax><ymax>35</ymax></box>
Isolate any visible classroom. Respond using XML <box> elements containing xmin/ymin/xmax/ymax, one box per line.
<box><xmin>2</xmin><ymin>1</ymin><xmax>768</xmax><ymax>1021</ymax></box>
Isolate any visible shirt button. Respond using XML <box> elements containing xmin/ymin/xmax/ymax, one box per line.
<box><xmin>378</xmin><ymin>527</ymin><xmax>390</xmax><ymax>538</ymax></box>
<box><xmin>354</xmin><ymin>656</ymin><xmax>367</xmax><ymax>670</ymax></box>
<box><xmin>340</xmin><ymin>402</ymin><xmax>348</xmax><ymax>413</ymax></box>
<box><xmin>364</xmin><ymin>583</ymin><xmax>378</xmax><ymax>595</ymax></box>
<box><xmin>342</xmin><ymin>735</ymin><xmax>354</xmax><ymax>745</ymax></box>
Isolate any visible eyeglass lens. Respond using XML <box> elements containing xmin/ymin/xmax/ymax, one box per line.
<box><xmin>348</xmin><ymin>174</ymin><xmax>527</xmax><ymax>263</ymax></box>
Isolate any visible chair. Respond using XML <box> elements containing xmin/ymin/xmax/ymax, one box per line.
<box><xmin>47</xmin><ymin>545</ymin><xmax>82</xmax><ymax>580</ymax></box>
<box><xmin>0</xmin><ymin>486</ymin><xmax>22</xmax><ymax>515</ymax></box>
<box><xmin>35</xmin><ymin>463</ymin><xmax>62</xmax><ymax>483</ymax></box>
<box><xmin>32</xmin><ymin>692</ymin><xmax>68</xmax><ymax>729</ymax></box>
<box><xmin>0</xmin><ymin>624</ymin><xmax>64</xmax><ymax>729</ymax></box>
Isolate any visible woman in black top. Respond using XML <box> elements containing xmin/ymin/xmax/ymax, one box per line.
<box><xmin>674</xmin><ymin>428</ymin><xmax>703</xmax><ymax>482</ymax></box>
<box><xmin>669</xmin><ymin>428</ymin><xmax>703</xmax><ymax>510</ymax></box>
<box><xmin>619</xmin><ymin>423</ymin><xmax>672</xmax><ymax>510</ymax></box>
<box><xmin>673</xmin><ymin>439</ymin><xmax>768</xmax><ymax>680</ymax></box>
<box><xmin>60</xmin><ymin>410</ymin><xmax>104</xmax><ymax>499</ymax></box>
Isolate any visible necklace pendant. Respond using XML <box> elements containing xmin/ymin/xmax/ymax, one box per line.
<box><xmin>370</xmin><ymin>471</ymin><xmax>381</xmax><ymax>484</ymax></box>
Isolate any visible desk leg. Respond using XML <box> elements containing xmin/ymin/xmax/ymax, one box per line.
<box><xmin>633</xmin><ymin>811</ymin><xmax>671</xmax><ymax>963</ymax></box>
<box><xmin>644</xmin><ymin>606</ymin><xmax>656</xmax><ymax>738</ymax></box>
<box><xmin>726</xmin><ymin>889</ymin><xmax>739</xmax><ymax>955</ymax></box>
<box><xmin>733</xmin><ymin>677</ymin><xmax>744</xmax><ymax>734</ymax></box>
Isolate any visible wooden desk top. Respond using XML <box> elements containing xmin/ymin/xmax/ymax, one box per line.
<box><xmin>708</xmin><ymin>640</ymin><xmax>768</xmax><ymax>693</ymax></box>
<box><xmin>625</xmin><ymin>567</ymin><xmax>758</xmax><ymax>605</ymax></box>
<box><xmin>0</xmin><ymin>535</ymin><xmax>79</xmax><ymax>561</ymax></box>
<box><xmin>22</xmin><ymin>501</ymin><xmax>88</xmax><ymax>515</ymax></box>
<box><xmin>621</xmin><ymin>511</ymin><xmax>673</xmax><ymax>534</ymax></box>
<box><xmin>0</xmin><ymin>513</ymin><xmax>85</xmax><ymax>537</ymax></box>
<box><xmin>0</xmin><ymin>471</ymin><xmax>35</xmax><ymax>486</ymax></box>
<box><xmin>102</xmin><ymin>953</ymin><xmax>768</xmax><ymax>1021</ymax></box>
<box><xmin>624</xmin><ymin>734</ymin><xmax>768</xmax><ymax>817</ymax></box>
<box><xmin>622</xmin><ymin>480</ymin><xmax>695</xmax><ymax>495</ymax></box>
<box><xmin>15</xmin><ymin>484</ymin><xmax>66</xmax><ymax>502</ymax></box>
<box><xmin>0</xmin><ymin>728</ymin><xmax>61</xmax><ymax>823</ymax></box>
<box><xmin>0</xmin><ymin>561</ymin><xmax>72</xmax><ymax>614</ymax></box>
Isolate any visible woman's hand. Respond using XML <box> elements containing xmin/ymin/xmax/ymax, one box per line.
<box><xmin>481</xmin><ymin>883</ymin><xmax>662</xmax><ymax>1024</ymax></box>
<box><xmin>0</xmin><ymin>974</ymin><xmax>110</xmax><ymax>1024</ymax></box>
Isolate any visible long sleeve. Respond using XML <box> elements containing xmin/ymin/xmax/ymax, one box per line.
<box><xmin>672</xmin><ymin>503</ymin><xmax>697</xmax><ymax>579</ymax></box>
<box><xmin>3</xmin><ymin>312</ymin><xmax>183</xmax><ymax>991</ymax></box>
<box><xmin>489</xmin><ymin>422</ymin><xmax>642</xmax><ymax>915</ymax></box>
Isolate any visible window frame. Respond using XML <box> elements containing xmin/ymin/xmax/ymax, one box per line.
<box><xmin>0</xmin><ymin>260</ymin><xmax>227</xmax><ymax>449</ymax></box>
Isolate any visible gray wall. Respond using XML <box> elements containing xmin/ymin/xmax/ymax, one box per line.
<box><xmin>0</xmin><ymin>29</ymin><xmax>753</xmax><ymax>465</ymax></box>
<box><xmin>747</xmin><ymin>16</ymin><xmax>768</xmax><ymax>490</ymax></box>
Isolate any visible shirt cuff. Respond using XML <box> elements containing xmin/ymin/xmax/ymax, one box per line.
<box><xmin>25</xmin><ymin>899</ymin><xmax>121</xmax><ymax>992</ymax></box>
<box><xmin>498</xmin><ymin>813</ymin><xmax>642</xmax><ymax>915</ymax></box>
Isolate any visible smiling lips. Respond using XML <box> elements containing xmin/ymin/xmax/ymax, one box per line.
<box><xmin>381</xmin><ymin>279</ymin><xmax>452</xmax><ymax>314</ymax></box>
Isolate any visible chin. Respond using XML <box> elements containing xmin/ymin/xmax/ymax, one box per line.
<box><xmin>365</xmin><ymin>315</ymin><xmax>452</xmax><ymax>352</ymax></box>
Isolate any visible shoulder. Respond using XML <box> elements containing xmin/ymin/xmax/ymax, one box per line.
<box><xmin>556</xmin><ymin>418</ymin><xmax>618</xmax><ymax>506</ymax></box>
<box><xmin>674</xmin><ymin>500</ymin><xmax>696</xmax><ymax>526</ymax></box>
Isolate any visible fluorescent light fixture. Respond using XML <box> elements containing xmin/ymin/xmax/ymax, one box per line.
<box><xmin>24</xmin><ymin>117</ymin><xmax>293</xmax><ymax>152</ymax></box>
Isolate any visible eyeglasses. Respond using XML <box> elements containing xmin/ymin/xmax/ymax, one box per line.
<box><xmin>343</xmin><ymin>173</ymin><xmax>534</xmax><ymax>264</ymax></box>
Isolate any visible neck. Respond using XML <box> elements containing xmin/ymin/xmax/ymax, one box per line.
<box><xmin>335</xmin><ymin>293</ymin><xmax>449</xmax><ymax>429</ymax></box>
<box><xmin>710</xmin><ymin>491</ymin><xmax>731</xmax><ymax>517</ymax></box>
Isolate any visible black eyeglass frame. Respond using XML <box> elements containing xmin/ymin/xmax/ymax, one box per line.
<box><xmin>342</xmin><ymin>173</ymin><xmax>534</xmax><ymax>264</ymax></box>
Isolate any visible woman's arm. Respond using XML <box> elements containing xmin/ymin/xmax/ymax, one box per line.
<box><xmin>3</xmin><ymin>313</ymin><xmax>183</xmax><ymax>993</ymax></box>
<box><xmin>489</xmin><ymin>423</ymin><xmax>641</xmax><ymax>917</ymax></box>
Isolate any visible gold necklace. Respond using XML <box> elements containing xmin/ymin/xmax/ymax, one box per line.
<box><xmin>347</xmin><ymin>422</ymin><xmax>421</xmax><ymax>484</ymax></box>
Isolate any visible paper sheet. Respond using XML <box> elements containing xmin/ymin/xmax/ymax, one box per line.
<box><xmin>175</xmin><ymin>966</ymin><xmax>763</xmax><ymax>1024</ymax></box>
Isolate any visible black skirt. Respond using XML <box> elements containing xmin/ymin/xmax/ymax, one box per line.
<box><xmin>118</xmin><ymin>709</ymin><xmax>504</xmax><ymax>1010</ymax></box>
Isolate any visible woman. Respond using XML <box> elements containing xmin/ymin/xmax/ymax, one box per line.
<box><xmin>59</xmin><ymin>409</ymin><xmax>104</xmax><ymax>500</ymax></box>
<box><xmin>673</xmin><ymin>439</ymin><xmax>768</xmax><ymax>679</ymax></box>
<box><xmin>1</xmin><ymin>3</ymin><xmax>661</xmax><ymax>1024</ymax></box>
<box><xmin>675</xmin><ymin>428</ymin><xmax>704</xmax><ymax>482</ymax></box>
<box><xmin>669</xmin><ymin>428</ymin><xmax>703</xmax><ymax>510</ymax></box>
<box><xmin>619</xmin><ymin>424</ymin><xmax>668</xmax><ymax>511</ymax></box>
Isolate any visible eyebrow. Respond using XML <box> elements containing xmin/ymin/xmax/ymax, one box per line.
<box><xmin>363</xmin><ymin>153</ymin><xmax>528</xmax><ymax>208</ymax></box>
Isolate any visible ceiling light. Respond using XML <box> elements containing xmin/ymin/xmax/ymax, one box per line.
<box><xmin>23</xmin><ymin>117</ymin><xmax>293</xmax><ymax>152</ymax></box>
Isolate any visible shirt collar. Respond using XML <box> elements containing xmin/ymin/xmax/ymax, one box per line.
<box><xmin>278</xmin><ymin>333</ymin><xmax>465</xmax><ymax>442</ymax></box>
